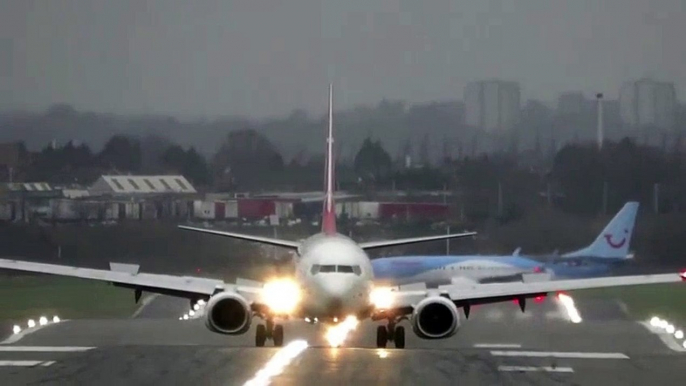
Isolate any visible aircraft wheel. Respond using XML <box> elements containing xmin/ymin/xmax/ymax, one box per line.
<box><xmin>394</xmin><ymin>326</ymin><xmax>405</xmax><ymax>349</ymax></box>
<box><xmin>256</xmin><ymin>324</ymin><xmax>267</xmax><ymax>347</ymax></box>
<box><xmin>376</xmin><ymin>326</ymin><xmax>387</xmax><ymax>348</ymax></box>
<box><xmin>273</xmin><ymin>324</ymin><xmax>284</xmax><ymax>347</ymax></box>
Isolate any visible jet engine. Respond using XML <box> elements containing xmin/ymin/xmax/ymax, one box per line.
<box><xmin>411</xmin><ymin>296</ymin><xmax>460</xmax><ymax>339</ymax></box>
<box><xmin>204</xmin><ymin>292</ymin><xmax>252</xmax><ymax>335</ymax></box>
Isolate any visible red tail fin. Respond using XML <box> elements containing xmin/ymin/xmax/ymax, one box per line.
<box><xmin>322</xmin><ymin>84</ymin><xmax>336</xmax><ymax>235</ymax></box>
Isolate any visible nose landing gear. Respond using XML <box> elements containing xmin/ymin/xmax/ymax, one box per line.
<box><xmin>256</xmin><ymin>319</ymin><xmax>284</xmax><ymax>347</ymax></box>
<box><xmin>375</xmin><ymin>321</ymin><xmax>405</xmax><ymax>349</ymax></box>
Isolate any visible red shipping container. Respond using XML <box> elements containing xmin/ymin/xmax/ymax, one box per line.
<box><xmin>379</xmin><ymin>202</ymin><xmax>409</xmax><ymax>219</ymax></box>
<box><xmin>238</xmin><ymin>199</ymin><xmax>276</xmax><ymax>218</ymax></box>
<box><xmin>408</xmin><ymin>203</ymin><xmax>448</xmax><ymax>219</ymax></box>
<box><xmin>215</xmin><ymin>202</ymin><xmax>226</xmax><ymax>220</ymax></box>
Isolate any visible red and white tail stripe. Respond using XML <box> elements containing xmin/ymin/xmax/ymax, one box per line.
<box><xmin>321</xmin><ymin>84</ymin><xmax>337</xmax><ymax>235</ymax></box>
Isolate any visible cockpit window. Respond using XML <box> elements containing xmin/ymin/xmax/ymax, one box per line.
<box><xmin>310</xmin><ymin>264</ymin><xmax>362</xmax><ymax>275</ymax></box>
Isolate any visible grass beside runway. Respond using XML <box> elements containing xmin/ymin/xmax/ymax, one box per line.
<box><xmin>0</xmin><ymin>275</ymin><xmax>142</xmax><ymax>322</ymax></box>
<box><xmin>574</xmin><ymin>283</ymin><xmax>686</xmax><ymax>324</ymax></box>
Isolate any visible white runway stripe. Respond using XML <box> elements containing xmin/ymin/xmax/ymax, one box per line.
<box><xmin>474</xmin><ymin>344</ymin><xmax>522</xmax><ymax>349</ymax></box>
<box><xmin>0</xmin><ymin>360</ymin><xmax>56</xmax><ymax>367</ymax></box>
<box><xmin>498</xmin><ymin>366</ymin><xmax>574</xmax><ymax>373</ymax></box>
<box><xmin>491</xmin><ymin>350</ymin><xmax>629</xmax><ymax>359</ymax></box>
<box><xmin>0</xmin><ymin>346</ymin><xmax>94</xmax><ymax>352</ymax></box>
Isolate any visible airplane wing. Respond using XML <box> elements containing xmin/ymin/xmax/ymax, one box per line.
<box><xmin>386</xmin><ymin>271</ymin><xmax>686</xmax><ymax>310</ymax></box>
<box><xmin>178</xmin><ymin>225</ymin><xmax>300</xmax><ymax>250</ymax></box>
<box><xmin>0</xmin><ymin>258</ymin><xmax>262</xmax><ymax>303</ymax></box>
<box><xmin>358</xmin><ymin>232</ymin><xmax>477</xmax><ymax>250</ymax></box>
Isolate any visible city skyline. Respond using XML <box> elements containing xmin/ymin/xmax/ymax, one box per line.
<box><xmin>2</xmin><ymin>1</ymin><xmax>685</xmax><ymax>117</ymax></box>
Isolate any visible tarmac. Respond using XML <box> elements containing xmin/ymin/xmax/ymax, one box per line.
<box><xmin>1</xmin><ymin>294</ymin><xmax>685</xmax><ymax>385</ymax></box>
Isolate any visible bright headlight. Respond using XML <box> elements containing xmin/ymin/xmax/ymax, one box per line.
<box><xmin>262</xmin><ymin>278</ymin><xmax>301</xmax><ymax>315</ymax></box>
<box><xmin>370</xmin><ymin>287</ymin><xmax>394</xmax><ymax>310</ymax></box>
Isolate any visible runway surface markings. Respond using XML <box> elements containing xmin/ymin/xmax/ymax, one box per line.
<box><xmin>0</xmin><ymin>346</ymin><xmax>95</xmax><ymax>352</ymax></box>
<box><xmin>491</xmin><ymin>351</ymin><xmax>629</xmax><ymax>359</ymax></box>
<box><xmin>473</xmin><ymin>343</ymin><xmax>522</xmax><ymax>349</ymax></box>
<box><xmin>498</xmin><ymin>366</ymin><xmax>574</xmax><ymax>373</ymax></box>
<box><xmin>0</xmin><ymin>360</ymin><xmax>56</xmax><ymax>367</ymax></box>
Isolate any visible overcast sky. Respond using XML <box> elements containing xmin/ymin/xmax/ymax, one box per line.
<box><xmin>1</xmin><ymin>0</ymin><xmax>684</xmax><ymax>117</ymax></box>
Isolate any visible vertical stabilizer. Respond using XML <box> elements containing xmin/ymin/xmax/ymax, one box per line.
<box><xmin>322</xmin><ymin>84</ymin><xmax>337</xmax><ymax>235</ymax></box>
<box><xmin>563</xmin><ymin>202</ymin><xmax>639</xmax><ymax>259</ymax></box>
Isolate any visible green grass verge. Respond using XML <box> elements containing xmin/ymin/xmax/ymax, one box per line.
<box><xmin>0</xmin><ymin>276</ymin><xmax>142</xmax><ymax>322</ymax></box>
<box><xmin>574</xmin><ymin>283</ymin><xmax>686</xmax><ymax>324</ymax></box>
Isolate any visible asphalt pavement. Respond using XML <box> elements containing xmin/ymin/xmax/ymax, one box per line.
<box><xmin>0</xmin><ymin>295</ymin><xmax>684</xmax><ymax>385</ymax></box>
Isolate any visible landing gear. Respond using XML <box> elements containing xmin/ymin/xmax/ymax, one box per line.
<box><xmin>256</xmin><ymin>324</ymin><xmax>267</xmax><ymax>347</ymax></box>
<box><xmin>376</xmin><ymin>326</ymin><xmax>387</xmax><ymax>348</ymax></box>
<box><xmin>255</xmin><ymin>321</ymin><xmax>284</xmax><ymax>347</ymax></box>
<box><xmin>273</xmin><ymin>324</ymin><xmax>284</xmax><ymax>347</ymax></box>
<box><xmin>394</xmin><ymin>326</ymin><xmax>405</xmax><ymax>349</ymax></box>
<box><xmin>375</xmin><ymin>322</ymin><xmax>405</xmax><ymax>349</ymax></box>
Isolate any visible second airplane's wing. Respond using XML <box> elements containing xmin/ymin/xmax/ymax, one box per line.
<box><xmin>359</xmin><ymin>232</ymin><xmax>477</xmax><ymax>250</ymax></box>
<box><xmin>178</xmin><ymin>225</ymin><xmax>300</xmax><ymax>249</ymax></box>
<box><xmin>0</xmin><ymin>258</ymin><xmax>262</xmax><ymax>302</ymax></box>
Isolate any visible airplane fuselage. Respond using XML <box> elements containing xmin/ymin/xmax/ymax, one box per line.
<box><xmin>295</xmin><ymin>233</ymin><xmax>375</xmax><ymax>319</ymax></box>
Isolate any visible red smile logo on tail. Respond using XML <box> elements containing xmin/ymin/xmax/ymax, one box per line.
<box><xmin>604</xmin><ymin>229</ymin><xmax>628</xmax><ymax>249</ymax></box>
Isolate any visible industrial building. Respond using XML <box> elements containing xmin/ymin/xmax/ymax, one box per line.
<box><xmin>89</xmin><ymin>175</ymin><xmax>197</xmax><ymax>196</ymax></box>
<box><xmin>465</xmin><ymin>80</ymin><xmax>521</xmax><ymax>133</ymax></box>
<box><xmin>620</xmin><ymin>78</ymin><xmax>678</xmax><ymax>131</ymax></box>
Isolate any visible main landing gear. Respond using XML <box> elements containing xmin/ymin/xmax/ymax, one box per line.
<box><xmin>376</xmin><ymin>321</ymin><xmax>405</xmax><ymax>349</ymax></box>
<box><xmin>256</xmin><ymin>319</ymin><xmax>284</xmax><ymax>347</ymax></box>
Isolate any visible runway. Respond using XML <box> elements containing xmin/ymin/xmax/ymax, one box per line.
<box><xmin>1</xmin><ymin>295</ymin><xmax>685</xmax><ymax>385</ymax></box>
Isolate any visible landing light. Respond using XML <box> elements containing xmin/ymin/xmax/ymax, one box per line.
<box><xmin>262</xmin><ymin>278</ymin><xmax>301</xmax><ymax>315</ymax></box>
<box><xmin>370</xmin><ymin>287</ymin><xmax>394</xmax><ymax>310</ymax></box>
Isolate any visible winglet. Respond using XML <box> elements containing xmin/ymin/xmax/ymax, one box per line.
<box><xmin>513</xmin><ymin>247</ymin><xmax>521</xmax><ymax>256</ymax></box>
<box><xmin>321</xmin><ymin>83</ymin><xmax>337</xmax><ymax>235</ymax></box>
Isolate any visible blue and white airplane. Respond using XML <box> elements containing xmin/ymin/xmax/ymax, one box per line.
<box><xmin>372</xmin><ymin>202</ymin><xmax>639</xmax><ymax>286</ymax></box>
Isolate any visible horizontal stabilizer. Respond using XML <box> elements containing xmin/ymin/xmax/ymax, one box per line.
<box><xmin>178</xmin><ymin>225</ymin><xmax>300</xmax><ymax>249</ymax></box>
<box><xmin>359</xmin><ymin>231</ymin><xmax>477</xmax><ymax>250</ymax></box>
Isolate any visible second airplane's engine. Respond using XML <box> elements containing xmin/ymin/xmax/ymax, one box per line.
<box><xmin>411</xmin><ymin>296</ymin><xmax>461</xmax><ymax>339</ymax></box>
<box><xmin>204</xmin><ymin>292</ymin><xmax>252</xmax><ymax>335</ymax></box>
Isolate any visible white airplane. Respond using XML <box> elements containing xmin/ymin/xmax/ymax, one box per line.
<box><xmin>1</xmin><ymin>85</ymin><xmax>685</xmax><ymax>350</ymax></box>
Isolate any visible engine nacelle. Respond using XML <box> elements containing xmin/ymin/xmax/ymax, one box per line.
<box><xmin>204</xmin><ymin>292</ymin><xmax>252</xmax><ymax>335</ymax></box>
<box><xmin>411</xmin><ymin>296</ymin><xmax>460</xmax><ymax>339</ymax></box>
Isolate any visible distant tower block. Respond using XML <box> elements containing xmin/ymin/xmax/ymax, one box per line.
<box><xmin>596</xmin><ymin>93</ymin><xmax>604</xmax><ymax>150</ymax></box>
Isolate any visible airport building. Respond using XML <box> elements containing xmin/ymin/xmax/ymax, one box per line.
<box><xmin>89</xmin><ymin>175</ymin><xmax>197</xmax><ymax>196</ymax></box>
